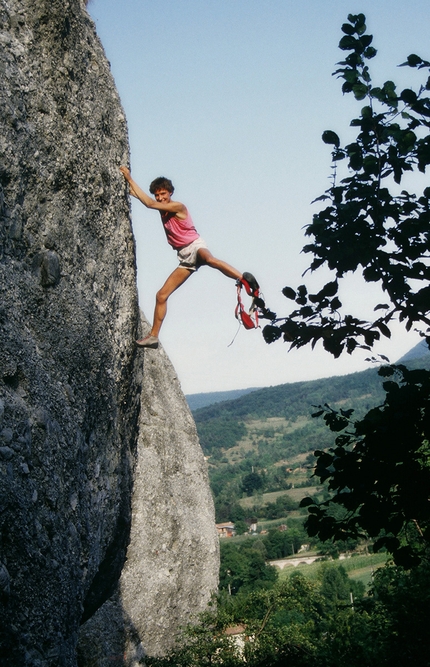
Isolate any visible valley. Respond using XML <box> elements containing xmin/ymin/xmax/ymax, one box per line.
<box><xmin>190</xmin><ymin>352</ymin><xmax>430</xmax><ymax>536</ymax></box>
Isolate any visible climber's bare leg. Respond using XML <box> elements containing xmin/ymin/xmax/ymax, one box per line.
<box><xmin>150</xmin><ymin>267</ymin><xmax>193</xmax><ymax>337</ymax></box>
<box><xmin>197</xmin><ymin>248</ymin><xmax>242</xmax><ymax>281</ymax></box>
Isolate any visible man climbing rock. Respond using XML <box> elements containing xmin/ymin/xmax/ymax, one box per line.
<box><xmin>120</xmin><ymin>166</ymin><xmax>259</xmax><ymax>348</ymax></box>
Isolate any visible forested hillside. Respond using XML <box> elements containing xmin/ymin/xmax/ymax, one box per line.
<box><xmin>193</xmin><ymin>353</ymin><xmax>430</xmax><ymax>523</ymax></box>
<box><xmin>186</xmin><ymin>387</ymin><xmax>259</xmax><ymax>411</ymax></box>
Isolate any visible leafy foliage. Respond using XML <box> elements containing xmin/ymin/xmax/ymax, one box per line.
<box><xmin>147</xmin><ymin>562</ymin><xmax>430</xmax><ymax>667</ymax></box>
<box><xmin>366</xmin><ymin>561</ymin><xmax>430</xmax><ymax>665</ymax></box>
<box><xmin>218</xmin><ymin>523</ymin><xmax>311</xmax><ymax>596</ymax></box>
<box><xmin>219</xmin><ymin>540</ymin><xmax>278</xmax><ymax>595</ymax></box>
<box><xmin>263</xmin><ymin>13</ymin><xmax>430</xmax><ymax>357</ymax></box>
<box><xmin>318</xmin><ymin>563</ymin><xmax>364</xmax><ymax>612</ymax></box>
<box><xmin>196</xmin><ymin>355</ymin><xmax>430</xmax><ymax>523</ymax></box>
<box><xmin>258</xmin><ymin>13</ymin><xmax>430</xmax><ymax>569</ymax></box>
<box><xmin>242</xmin><ymin>471</ymin><xmax>264</xmax><ymax>496</ymax></box>
<box><xmin>262</xmin><ymin>526</ymin><xmax>305</xmax><ymax>560</ymax></box>
<box><xmin>301</xmin><ymin>364</ymin><xmax>430</xmax><ymax>567</ymax></box>
<box><xmin>196</xmin><ymin>416</ymin><xmax>247</xmax><ymax>454</ymax></box>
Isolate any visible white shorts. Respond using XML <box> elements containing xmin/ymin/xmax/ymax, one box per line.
<box><xmin>177</xmin><ymin>237</ymin><xmax>208</xmax><ymax>271</ymax></box>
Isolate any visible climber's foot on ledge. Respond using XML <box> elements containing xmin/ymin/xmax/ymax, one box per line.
<box><xmin>136</xmin><ymin>335</ymin><xmax>159</xmax><ymax>349</ymax></box>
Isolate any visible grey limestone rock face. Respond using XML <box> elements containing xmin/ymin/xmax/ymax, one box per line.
<box><xmin>0</xmin><ymin>0</ymin><xmax>218</xmax><ymax>664</ymax></box>
<box><xmin>78</xmin><ymin>320</ymin><xmax>219</xmax><ymax>664</ymax></box>
<box><xmin>0</xmin><ymin>0</ymin><xmax>140</xmax><ymax>663</ymax></box>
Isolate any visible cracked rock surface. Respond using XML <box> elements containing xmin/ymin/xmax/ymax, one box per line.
<box><xmin>0</xmin><ymin>0</ymin><xmax>140</xmax><ymax>663</ymax></box>
<box><xmin>0</xmin><ymin>1</ymin><xmax>218</xmax><ymax>665</ymax></box>
<box><xmin>78</xmin><ymin>318</ymin><xmax>219</xmax><ymax>665</ymax></box>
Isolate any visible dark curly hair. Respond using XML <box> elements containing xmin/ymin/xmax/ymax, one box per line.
<box><xmin>149</xmin><ymin>177</ymin><xmax>174</xmax><ymax>195</ymax></box>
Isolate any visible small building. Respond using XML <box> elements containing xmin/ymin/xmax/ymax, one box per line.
<box><xmin>246</xmin><ymin>518</ymin><xmax>258</xmax><ymax>534</ymax></box>
<box><xmin>216</xmin><ymin>522</ymin><xmax>236</xmax><ymax>538</ymax></box>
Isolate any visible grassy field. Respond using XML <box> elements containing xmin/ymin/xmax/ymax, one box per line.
<box><xmin>239</xmin><ymin>485</ymin><xmax>323</xmax><ymax>509</ymax></box>
<box><xmin>224</xmin><ymin>416</ymin><xmax>312</xmax><ymax>464</ymax></box>
<box><xmin>277</xmin><ymin>552</ymin><xmax>388</xmax><ymax>589</ymax></box>
<box><xmin>257</xmin><ymin>511</ymin><xmax>305</xmax><ymax>527</ymax></box>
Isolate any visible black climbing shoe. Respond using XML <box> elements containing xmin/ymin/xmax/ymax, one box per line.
<box><xmin>240</xmin><ymin>272</ymin><xmax>259</xmax><ymax>297</ymax></box>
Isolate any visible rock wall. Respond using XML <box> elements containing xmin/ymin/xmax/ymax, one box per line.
<box><xmin>0</xmin><ymin>0</ymin><xmax>140</xmax><ymax>663</ymax></box>
<box><xmin>0</xmin><ymin>1</ymin><xmax>218</xmax><ymax>665</ymax></box>
<box><xmin>78</xmin><ymin>319</ymin><xmax>219</xmax><ymax>664</ymax></box>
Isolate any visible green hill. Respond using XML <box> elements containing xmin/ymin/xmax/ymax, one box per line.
<box><xmin>186</xmin><ymin>387</ymin><xmax>260</xmax><ymax>411</ymax></box>
<box><xmin>195</xmin><ymin>367</ymin><xmax>384</xmax><ymax>455</ymax></box>
<box><xmin>193</xmin><ymin>353</ymin><xmax>430</xmax><ymax>524</ymax></box>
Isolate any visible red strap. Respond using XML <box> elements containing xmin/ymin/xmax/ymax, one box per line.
<box><xmin>235</xmin><ymin>283</ymin><xmax>258</xmax><ymax>329</ymax></box>
<box><xmin>240</xmin><ymin>279</ymin><xmax>260</xmax><ymax>299</ymax></box>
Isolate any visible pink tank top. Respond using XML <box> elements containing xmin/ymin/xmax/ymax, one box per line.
<box><xmin>160</xmin><ymin>210</ymin><xmax>200</xmax><ymax>249</ymax></box>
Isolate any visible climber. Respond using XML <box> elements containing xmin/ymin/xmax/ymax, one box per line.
<box><xmin>119</xmin><ymin>166</ymin><xmax>259</xmax><ymax>348</ymax></box>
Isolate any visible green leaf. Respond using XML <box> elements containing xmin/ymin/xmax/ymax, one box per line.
<box><xmin>323</xmin><ymin>337</ymin><xmax>344</xmax><ymax>358</ymax></box>
<box><xmin>364</xmin><ymin>46</ymin><xmax>377</xmax><ymax>59</ymax></box>
<box><xmin>370</xmin><ymin>86</ymin><xmax>383</xmax><ymax>101</ymax></box>
<box><xmin>360</xmin><ymin>34</ymin><xmax>373</xmax><ymax>48</ymax></box>
<box><xmin>343</xmin><ymin>69</ymin><xmax>359</xmax><ymax>84</ymax></box>
<box><xmin>321</xmin><ymin>280</ymin><xmax>338</xmax><ymax>297</ymax></box>
<box><xmin>393</xmin><ymin>546</ymin><xmax>421</xmax><ymax>569</ymax></box>
<box><xmin>332</xmin><ymin>149</ymin><xmax>346</xmax><ymax>161</ymax></box>
<box><xmin>355</xmin><ymin>14</ymin><xmax>366</xmax><ymax>35</ymax></box>
<box><xmin>324</xmin><ymin>412</ymin><xmax>349</xmax><ymax>431</ymax></box>
<box><xmin>352</xmin><ymin>83</ymin><xmax>369</xmax><ymax>100</ymax></box>
<box><xmin>375</xmin><ymin>321</ymin><xmax>391</xmax><ymax>338</ymax></box>
<box><xmin>346</xmin><ymin>142</ymin><xmax>363</xmax><ymax>170</ymax></box>
<box><xmin>383</xmin><ymin>80</ymin><xmax>397</xmax><ymax>97</ymax></box>
<box><xmin>400</xmin><ymin>88</ymin><xmax>418</xmax><ymax>105</ymax></box>
<box><xmin>282</xmin><ymin>286</ymin><xmax>296</xmax><ymax>300</ymax></box>
<box><xmin>322</xmin><ymin>130</ymin><xmax>340</xmax><ymax>148</ymax></box>
<box><xmin>382</xmin><ymin>380</ymin><xmax>398</xmax><ymax>392</ymax></box>
<box><xmin>299</xmin><ymin>306</ymin><xmax>315</xmax><ymax>318</ymax></box>
<box><xmin>339</xmin><ymin>35</ymin><xmax>357</xmax><ymax>51</ymax></box>
<box><xmin>363</xmin><ymin>155</ymin><xmax>380</xmax><ymax>175</ymax></box>
<box><xmin>374</xmin><ymin>303</ymin><xmax>390</xmax><ymax>311</ymax></box>
<box><xmin>262</xmin><ymin>325</ymin><xmax>282</xmax><ymax>344</ymax></box>
<box><xmin>341</xmin><ymin>23</ymin><xmax>355</xmax><ymax>35</ymax></box>
<box><xmin>406</xmin><ymin>53</ymin><xmax>423</xmax><ymax>67</ymax></box>
<box><xmin>363</xmin><ymin>266</ymin><xmax>380</xmax><ymax>282</ymax></box>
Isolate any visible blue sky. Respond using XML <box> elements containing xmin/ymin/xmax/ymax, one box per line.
<box><xmin>88</xmin><ymin>0</ymin><xmax>429</xmax><ymax>394</ymax></box>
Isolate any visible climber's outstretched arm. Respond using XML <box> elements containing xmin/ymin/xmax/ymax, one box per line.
<box><xmin>120</xmin><ymin>166</ymin><xmax>185</xmax><ymax>215</ymax></box>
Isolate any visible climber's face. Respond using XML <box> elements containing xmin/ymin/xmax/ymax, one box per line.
<box><xmin>154</xmin><ymin>188</ymin><xmax>172</xmax><ymax>204</ymax></box>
